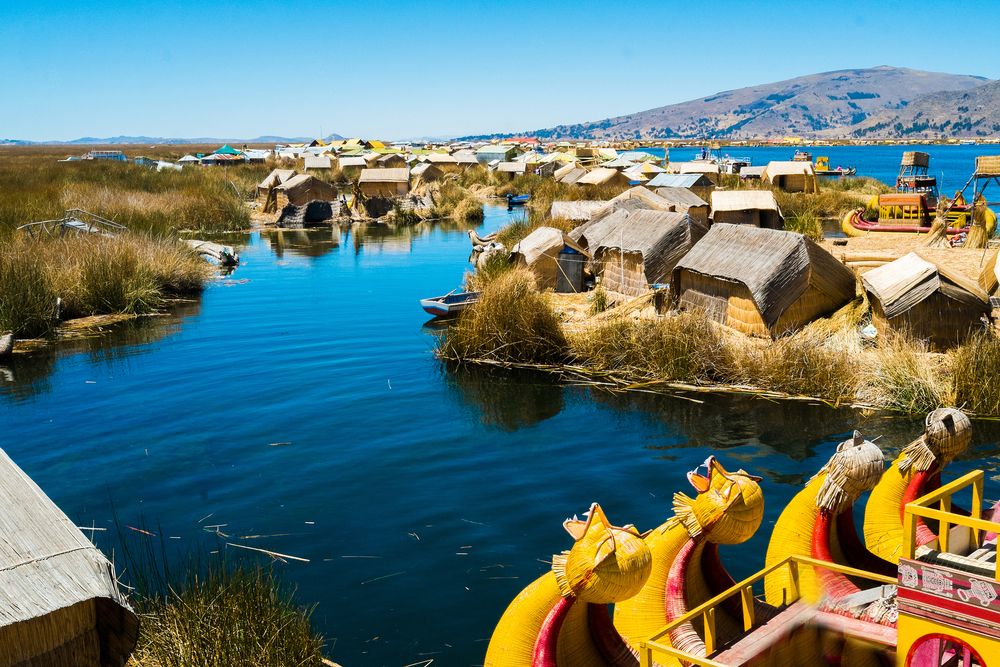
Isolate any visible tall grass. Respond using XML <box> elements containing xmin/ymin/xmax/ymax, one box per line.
<box><xmin>950</xmin><ymin>332</ymin><xmax>1000</xmax><ymax>415</ymax></box>
<box><xmin>0</xmin><ymin>235</ymin><xmax>209</xmax><ymax>337</ymax></box>
<box><xmin>736</xmin><ymin>332</ymin><xmax>858</xmax><ymax>401</ymax></box>
<box><xmin>570</xmin><ymin>313</ymin><xmax>734</xmax><ymax>383</ymax></box>
<box><xmin>494</xmin><ymin>216</ymin><xmax>576</xmax><ymax>249</ymax></box>
<box><xmin>130</xmin><ymin>564</ymin><xmax>326</xmax><ymax>667</ymax></box>
<box><xmin>860</xmin><ymin>332</ymin><xmax>950</xmax><ymax>414</ymax></box>
<box><xmin>439</xmin><ymin>267</ymin><xmax>568</xmax><ymax>364</ymax></box>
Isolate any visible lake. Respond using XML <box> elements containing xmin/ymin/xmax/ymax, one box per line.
<box><xmin>2</xmin><ymin>147</ymin><xmax>1000</xmax><ymax>666</ymax></box>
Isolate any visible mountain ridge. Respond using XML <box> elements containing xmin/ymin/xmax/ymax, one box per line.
<box><xmin>458</xmin><ymin>66</ymin><xmax>992</xmax><ymax>141</ymax></box>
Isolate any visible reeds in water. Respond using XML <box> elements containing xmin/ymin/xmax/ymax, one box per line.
<box><xmin>860</xmin><ymin>332</ymin><xmax>950</xmax><ymax>414</ymax></box>
<box><xmin>439</xmin><ymin>267</ymin><xmax>568</xmax><ymax>364</ymax></box>
<box><xmin>950</xmin><ymin>331</ymin><xmax>1000</xmax><ymax>416</ymax></box>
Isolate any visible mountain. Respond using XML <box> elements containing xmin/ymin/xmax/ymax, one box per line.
<box><xmin>3</xmin><ymin>134</ymin><xmax>345</xmax><ymax>146</ymax></box>
<box><xmin>847</xmin><ymin>79</ymin><xmax>1000</xmax><ymax>139</ymax></box>
<box><xmin>469</xmin><ymin>67</ymin><xmax>989</xmax><ymax>141</ymax></box>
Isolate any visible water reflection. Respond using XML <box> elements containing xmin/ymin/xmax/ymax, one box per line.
<box><xmin>0</xmin><ymin>300</ymin><xmax>201</xmax><ymax>400</ymax></box>
<box><xmin>445</xmin><ymin>366</ymin><xmax>564</xmax><ymax>431</ymax></box>
<box><xmin>263</xmin><ymin>228</ymin><xmax>342</xmax><ymax>258</ymax></box>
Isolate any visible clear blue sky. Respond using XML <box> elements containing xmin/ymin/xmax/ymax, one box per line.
<box><xmin>3</xmin><ymin>0</ymin><xmax>998</xmax><ymax>141</ymax></box>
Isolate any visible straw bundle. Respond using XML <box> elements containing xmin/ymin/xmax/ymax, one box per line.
<box><xmin>671</xmin><ymin>459</ymin><xmax>764</xmax><ymax>545</ymax></box>
<box><xmin>899</xmin><ymin>407</ymin><xmax>971</xmax><ymax>472</ymax></box>
<box><xmin>553</xmin><ymin>504</ymin><xmax>651</xmax><ymax>603</ymax></box>
<box><xmin>975</xmin><ymin>155</ymin><xmax>1000</xmax><ymax>177</ymax></box>
<box><xmin>813</xmin><ymin>431</ymin><xmax>885</xmax><ymax>513</ymax></box>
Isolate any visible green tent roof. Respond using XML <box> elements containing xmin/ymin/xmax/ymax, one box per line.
<box><xmin>214</xmin><ymin>144</ymin><xmax>242</xmax><ymax>155</ymax></box>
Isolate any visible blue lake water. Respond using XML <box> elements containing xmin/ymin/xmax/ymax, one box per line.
<box><xmin>2</xmin><ymin>157</ymin><xmax>1000</xmax><ymax>665</ymax></box>
<box><xmin>645</xmin><ymin>143</ymin><xmax>996</xmax><ymax>194</ymax></box>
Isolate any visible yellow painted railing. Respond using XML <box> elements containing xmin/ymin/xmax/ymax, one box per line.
<box><xmin>638</xmin><ymin>555</ymin><xmax>895</xmax><ymax>667</ymax></box>
<box><xmin>902</xmin><ymin>469</ymin><xmax>1000</xmax><ymax>578</ymax></box>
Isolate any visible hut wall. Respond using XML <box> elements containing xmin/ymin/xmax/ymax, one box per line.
<box><xmin>770</xmin><ymin>174</ymin><xmax>815</xmax><ymax>193</ymax></box>
<box><xmin>713</xmin><ymin>210</ymin><xmax>761</xmax><ymax>227</ymax></box>
<box><xmin>0</xmin><ymin>599</ymin><xmax>99</xmax><ymax>666</ymax></box>
<box><xmin>597</xmin><ymin>250</ymin><xmax>648</xmax><ymax>297</ymax></box>
<box><xmin>359</xmin><ymin>182</ymin><xmax>409</xmax><ymax>197</ymax></box>
<box><xmin>687</xmin><ymin>205</ymin><xmax>710</xmax><ymax>227</ymax></box>
<box><xmin>872</xmin><ymin>291</ymin><xmax>987</xmax><ymax>350</ymax></box>
<box><xmin>275</xmin><ymin>190</ymin><xmax>290</xmax><ymax>211</ymax></box>
<box><xmin>769</xmin><ymin>284</ymin><xmax>844</xmax><ymax>337</ymax></box>
<box><xmin>676</xmin><ymin>271</ymin><xmax>769</xmax><ymax>336</ymax></box>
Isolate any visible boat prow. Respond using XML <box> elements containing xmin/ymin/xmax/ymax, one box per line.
<box><xmin>419</xmin><ymin>291</ymin><xmax>480</xmax><ymax>318</ymax></box>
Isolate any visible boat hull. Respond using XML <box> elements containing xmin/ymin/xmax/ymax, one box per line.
<box><xmin>842</xmin><ymin>208</ymin><xmax>971</xmax><ymax>238</ymax></box>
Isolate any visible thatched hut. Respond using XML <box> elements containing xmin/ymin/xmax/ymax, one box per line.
<box><xmin>511</xmin><ymin>227</ymin><xmax>589</xmax><ymax>290</ymax></box>
<box><xmin>424</xmin><ymin>153</ymin><xmax>462</xmax><ymax>173</ymax></box>
<box><xmin>762</xmin><ymin>161</ymin><xmax>818</xmax><ymax>193</ymax></box>
<box><xmin>647</xmin><ymin>172</ymin><xmax>715</xmax><ymax>201</ymax></box>
<box><xmin>274</xmin><ymin>174</ymin><xmax>337</xmax><ymax>210</ymax></box>
<box><xmin>0</xmin><ymin>449</ymin><xmax>138</xmax><ymax>665</ymax></box>
<box><xmin>652</xmin><ymin>186</ymin><xmax>710</xmax><ymax>226</ymax></box>
<box><xmin>556</xmin><ymin>166</ymin><xmax>587</xmax><ymax>185</ymax></box>
<box><xmin>256</xmin><ymin>168</ymin><xmax>297</xmax><ymax>209</ymax></box>
<box><xmin>358</xmin><ymin>168</ymin><xmax>410</xmax><ymax>197</ymax></box>
<box><xmin>303</xmin><ymin>155</ymin><xmax>332</xmax><ymax>171</ymax></box>
<box><xmin>376</xmin><ymin>153</ymin><xmax>407</xmax><ymax>169</ymax></box>
<box><xmin>584</xmin><ymin>210</ymin><xmax>708</xmax><ymax>296</ymax></box>
<box><xmin>550</xmin><ymin>200</ymin><xmax>609</xmax><ymax>221</ymax></box>
<box><xmin>576</xmin><ymin>167</ymin><xmax>631</xmax><ymax>188</ymax></box>
<box><xmin>667</xmin><ymin>161</ymin><xmax>720</xmax><ymax>185</ymax></box>
<box><xmin>495</xmin><ymin>161</ymin><xmax>531</xmax><ymax>180</ymax></box>
<box><xmin>863</xmin><ymin>252</ymin><xmax>990</xmax><ymax>349</ymax></box>
<box><xmin>337</xmin><ymin>156</ymin><xmax>367</xmax><ymax>178</ymax></box>
<box><xmin>411</xmin><ymin>162</ymin><xmax>444</xmax><ymax>185</ymax></box>
<box><xmin>710</xmin><ymin>190</ymin><xmax>783</xmax><ymax>228</ymax></box>
<box><xmin>671</xmin><ymin>225</ymin><xmax>856</xmax><ymax>337</ymax></box>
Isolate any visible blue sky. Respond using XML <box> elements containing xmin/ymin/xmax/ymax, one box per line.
<box><xmin>3</xmin><ymin>0</ymin><xmax>999</xmax><ymax>141</ymax></box>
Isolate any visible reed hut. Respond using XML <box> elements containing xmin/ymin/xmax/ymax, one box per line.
<box><xmin>424</xmin><ymin>153</ymin><xmax>462</xmax><ymax>173</ymax></box>
<box><xmin>863</xmin><ymin>252</ymin><xmax>990</xmax><ymax>349</ymax></box>
<box><xmin>303</xmin><ymin>155</ymin><xmax>332</xmax><ymax>171</ymax></box>
<box><xmin>0</xmin><ymin>449</ymin><xmax>138</xmax><ymax>666</ymax></box>
<box><xmin>667</xmin><ymin>161</ymin><xmax>720</xmax><ymax>184</ymax></box>
<box><xmin>411</xmin><ymin>162</ymin><xmax>443</xmax><ymax>184</ymax></box>
<box><xmin>576</xmin><ymin>167</ymin><xmax>631</xmax><ymax>188</ymax></box>
<box><xmin>762</xmin><ymin>161</ymin><xmax>818</xmax><ymax>193</ymax></box>
<box><xmin>710</xmin><ymin>190</ymin><xmax>784</xmax><ymax>228</ymax></box>
<box><xmin>256</xmin><ymin>168</ymin><xmax>297</xmax><ymax>208</ymax></box>
<box><xmin>650</xmin><ymin>186</ymin><xmax>710</xmax><ymax>226</ymax></box>
<box><xmin>670</xmin><ymin>225</ymin><xmax>856</xmax><ymax>337</ymax></box>
<box><xmin>586</xmin><ymin>210</ymin><xmax>708</xmax><ymax>296</ymax></box>
<box><xmin>376</xmin><ymin>153</ymin><xmax>407</xmax><ymax>169</ymax></box>
<box><xmin>358</xmin><ymin>168</ymin><xmax>410</xmax><ymax>197</ymax></box>
<box><xmin>647</xmin><ymin>172</ymin><xmax>715</xmax><ymax>201</ymax></box>
<box><xmin>274</xmin><ymin>174</ymin><xmax>337</xmax><ymax>210</ymax></box>
<box><xmin>550</xmin><ymin>200</ymin><xmax>608</xmax><ymax>221</ymax></box>
<box><xmin>511</xmin><ymin>227</ymin><xmax>589</xmax><ymax>290</ymax></box>
<box><xmin>495</xmin><ymin>161</ymin><xmax>531</xmax><ymax>180</ymax></box>
<box><xmin>556</xmin><ymin>165</ymin><xmax>587</xmax><ymax>185</ymax></box>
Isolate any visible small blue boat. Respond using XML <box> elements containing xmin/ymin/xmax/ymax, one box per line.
<box><xmin>420</xmin><ymin>291</ymin><xmax>480</xmax><ymax>318</ymax></box>
<box><xmin>506</xmin><ymin>193</ymin><xmax>530</xmax><ymax>210</ymax></box>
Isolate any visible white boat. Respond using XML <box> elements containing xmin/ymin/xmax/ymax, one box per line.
<box><xmin>419</xmin><ymin>291</ymin><xmax>480</xmax><ymax>318</ymax></box>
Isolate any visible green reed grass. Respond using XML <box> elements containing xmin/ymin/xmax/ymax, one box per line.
<box><xmin>439</xmin><ymin>267</ymin><xmax>568</xmax><ymax>364</ymax></box>
<box><xmin>950</xmin><ymin>332</ymin><xmax>1000</xmax><ymax>416</ymax></box>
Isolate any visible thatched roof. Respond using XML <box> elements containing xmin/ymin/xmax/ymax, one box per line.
<box><xmin>652</xmin><ymin>186</ymin><xmax>708</xmax><ymax>210</ymax></box>
<box><xmin>257</xmin><ymin>168</ymin><xmax>296</xmax><ymax>189</ymax></box>
<box><xmin>496</xmin><ymin>161</ymin><xmax>529</xmax><ymax>173</ymax></box>
<box><xmin>425</xmin><ymin>153</ymin><xmax>459</xmax><ymax>164</ymax></box>
<box><xmin>711</xmin><ymin>190</ymin><xmax>780</xmax><ymax>213</ymax></box>
<box><xmin>0</xmin><ymin>449</ymin><xmax>137</xmax><ymax>663</ymax></box>
<box><xmin>669</xmin><ymin>161</ymin><xmax>720</xmax><ymax>175</ymax></box>
<box><xmin>762</xmin><ymin>161</ymin><xmax>816</xmax><ymax>178</ymax></box>
<box><xmin>568</xmin><ymin>198</ymin><xmax>653</xmax><ymax>244</ymax></box>
<box><xmin>337</xmin><ymin>156</ymin><xmax>367</xmax><ymax>168</ymax></box>
<box><xmin>303</xmin><ymin>155</ymin><xmax>331</xmax><ymax>170</ymax></box>
<box><xmin>576</xmin><ymin>168</ymin><xmax>622</xmax><ymax>186</ymax></box>
<box><xmin>647</xmin><ymin>173</ymin><xmax>712</xmax><ymax>188</ymax></box>
<box><xmin>513</xmin><ymin>227</ymin><xmax>589</xmax><ymax>265</ymax></box>
<box><xmin>558</xmin><ymin>167</ymin><xmax>588</xmax><ymax>185</ymax></box>
<box><xmin>862</xmin><ymin>252</ymin><xmax>989</xmax><ymax>318</ymax></box>
<box><xmin>672</xmin><ymin>225</ymin><xmax>855</xmax><ymax>328</ymax></box>
<box><xmin>589</xmin><ymin>210</ymin><xmax>707</xmax><ymax>283</ymax></box>
<box><xmin>605</xmin><ymin>186</ymin><xmax>676</xmax><ymax>211</ymax></box>
<box><xmin>359</xmin><ymin>168</ymin><xmax>409</xmax><ymax>183</ymax></box>
<box><xmin>550</xmin><ymin>200</ymin><xmax>608</xmax><ymax>221</ymax></box>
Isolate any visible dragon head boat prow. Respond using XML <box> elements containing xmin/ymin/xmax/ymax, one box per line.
<box><xmin>671</xmin><ymin>456</ymin><xmax>764</xmax><ymax>544</ymax></box>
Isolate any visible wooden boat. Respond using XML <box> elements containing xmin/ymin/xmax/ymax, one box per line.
<box><xmin>505</xmin><ymin>193</ymin><xmax>529</xmax><ymax>211</ymax></box>
<box><xmin>814</xmin><ymin>156</ymin><xmax>856</xmax><ymax>177</ymax></box>
<box><xmin>419</xmin><ymin>291</ymin><xmax>480</xmax><ymax>318</ymax></box>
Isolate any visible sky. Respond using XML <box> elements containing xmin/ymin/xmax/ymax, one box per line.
<box><xmin>3</xmin><ymin>0</ymin><xmax>1000</xmax><ymax>141</ymax></box>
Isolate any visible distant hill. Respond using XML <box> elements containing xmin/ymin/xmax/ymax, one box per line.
<box><xmin>847</xmin><ymin>79</ymin><xmax>1000</xmax><ymax>139</ymax></box>
<box><xmin>461</xmin><ymin>66</ymin><xmax>990</xmax><ymax>141</ymax></box>
<box><xmin>2</xmin><ymin>133</ymin><xmax>345</xmax><ymax>146</ymax></box>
